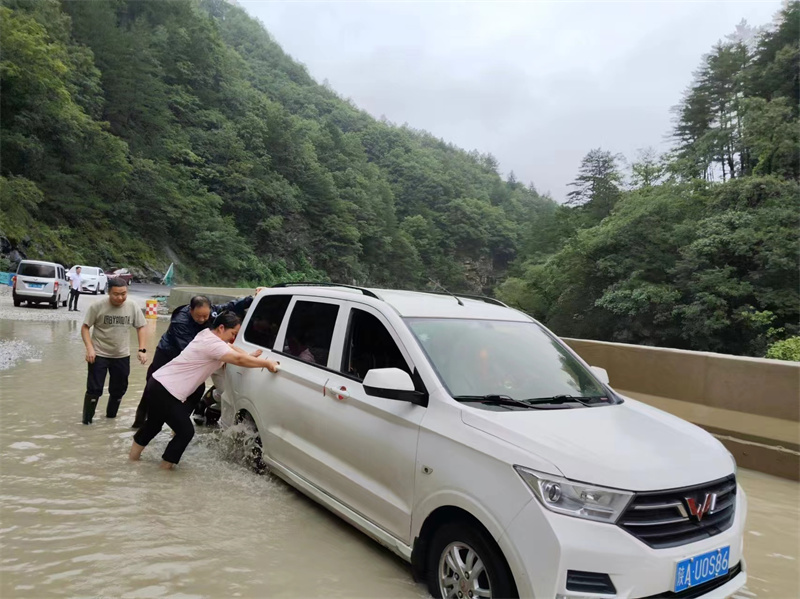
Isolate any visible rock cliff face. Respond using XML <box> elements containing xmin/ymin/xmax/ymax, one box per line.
<box><xmin>1</xmin><ymin>235</ymin><xmax>37</xmax><ymax>271</ymax></box>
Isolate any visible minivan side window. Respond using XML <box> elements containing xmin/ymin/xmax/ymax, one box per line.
<box><xmin>243</xmin><ymin>295</ymin><xmax>291</xmax><ymax>349</ymax></box>
<box><xmin>283</xmin><ymin>301</ymin><xmax>339</xmax><ymax>366</ymax></box>
<box><xmin>341</xmin><ymin>308</ymin><xmax>410</xmax><ymax>381</ymax></box>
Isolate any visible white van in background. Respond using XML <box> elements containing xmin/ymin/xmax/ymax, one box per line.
<box><xmin>12</xmin><ymin>260</ymin><xmax>69</xmax><ymax>309</ymax></box>
<box><xmin>68</xmin><ymin>265</ymin><xmax>108</xmax><ymax>295</ymax></box>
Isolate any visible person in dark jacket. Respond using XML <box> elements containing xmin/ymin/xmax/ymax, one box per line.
<box><xmin>131</xmin><ymin>289</ymin><xmax>263</xmax><ymax>428</ymax></box>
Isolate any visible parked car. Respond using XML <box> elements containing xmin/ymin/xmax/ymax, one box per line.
<box><xmin>12</xmin><ymin>260</ymin><xmax>69</xmax><ymax>309</ymax></box>
<box><xmin>68</xmin><ymin>265</ymin><xmax>108</xmax><ymax>295</ymax></box>
<box><xmin>221</xmin><ymin>284</ymin><xmax>746</xmax><ymax>599</ymax></box>
<box><xmin>104</xmin><ymin>268</ymin><xmax>132</xmax><ymax>286</ymax></box>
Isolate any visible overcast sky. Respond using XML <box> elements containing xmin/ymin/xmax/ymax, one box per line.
<box><xmin>240</xmin><ymin>1</ymin><xmax>782</xmax><ymax>201</ymax></box>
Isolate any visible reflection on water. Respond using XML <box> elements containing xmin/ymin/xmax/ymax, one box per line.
<box><xmin>1</xmin><ymin>318</ymin><xmax>798</xmax><ymax>598</ymax></box>
<box><xmin>0</xmin><ymin>319</ymin><xmax>426</xmax><ymax>598</ymax></box>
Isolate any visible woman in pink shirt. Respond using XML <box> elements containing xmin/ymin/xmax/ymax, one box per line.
<box><xmin>129</xmin><ymin>312</ymin><xmax>279</xmax><ymax>469</ymax></box>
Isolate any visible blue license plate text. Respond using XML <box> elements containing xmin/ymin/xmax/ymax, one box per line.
<box><xmin>674</xmin><ymin>546</ymin><xmax>730</xmax><ymax>592</ymax></box>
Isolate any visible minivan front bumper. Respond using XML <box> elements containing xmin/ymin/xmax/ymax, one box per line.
<box><xmin>500</xmin><ymin>485</ymin><xmax>747</xmax><ymax>599</ymax></box>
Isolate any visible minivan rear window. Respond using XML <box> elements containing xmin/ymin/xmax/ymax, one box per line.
<box><xmin>18</xmin><ymin>263</ymin><xmax>55</xmax><ymax>278</ymax></box>
<box><xmin>244</xmin><ymin>295</ymin><xmax>291</xmax><ymax>349</ymax></box>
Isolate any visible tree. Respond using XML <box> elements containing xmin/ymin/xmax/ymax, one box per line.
<box><xmin>566</xmin><ymin>148</ymin><xmax>624</xmax><ymax>220</ymax></box>
<box><xmin>630</xmin><ymin>147</ymin><xmax>666</xmax><ymax>188</ymax></box>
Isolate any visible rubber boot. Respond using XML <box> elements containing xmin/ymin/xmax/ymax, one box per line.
<box><xmin>106</xmin><ymin>397</ymin><xmax>122</xmax><ymax>419</ymax></box>
<box><xmin>83</xmin><ymin>394</ymin><xmax>99</xmax><ymax>425</ymax></box>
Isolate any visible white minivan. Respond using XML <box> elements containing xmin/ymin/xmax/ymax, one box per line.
<box><xmin>222</xmin><ymin>284</ymin><xmax>746</xmax><ymax>599</ymax></box>
<box><xmin>12</xmin><ymin>260</ymin><xmax>69</xmax><ymax>309</ymax></box>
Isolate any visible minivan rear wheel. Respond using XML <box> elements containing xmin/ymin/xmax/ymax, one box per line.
<box><xmin>235</xmin><ymin>413</ymin><xmax>268</xmax><ymax>475</ymax></box>
<box><xmin>427</xmin><ymin>521</ymin><xmax>517</xmax><ymax>599</ymax></box>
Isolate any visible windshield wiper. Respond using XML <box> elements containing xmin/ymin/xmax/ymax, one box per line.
<box><xmin>522</xmin><ymin>394</ymin><xmax>608</xmax><ymax>407</ymax></box>
<box><xmin>453</xmin><ymin>395</ymin><xmax>543</xmax><ymax>410</ymax></box>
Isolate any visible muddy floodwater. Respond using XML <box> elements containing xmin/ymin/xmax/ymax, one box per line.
<box><xmin>1</xmin><ymin>300</ymin><xmax>798</xmax><ymax>598</ymax></box>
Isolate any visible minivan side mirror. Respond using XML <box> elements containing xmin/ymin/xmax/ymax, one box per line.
<box><xmin>590</xmin><ymin>366</ymin><xmax>610</xmax><ymax>385</ymax></box>
<box><xmin>363</xmin><ymin>368</ymin><xmax>427</xmax><ymax>406</ymax></box>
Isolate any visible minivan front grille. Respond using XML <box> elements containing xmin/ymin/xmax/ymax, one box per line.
<box><xmin>618</xmin><ymin>475</ymin><xmax>736</xmax><ymax>549</ymax></box>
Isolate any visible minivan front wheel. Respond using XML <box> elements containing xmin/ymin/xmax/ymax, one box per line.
<box><xmin>427</xmin><ymin>522</ymin><xmax>517</xmax><ymax>599</ymax></box>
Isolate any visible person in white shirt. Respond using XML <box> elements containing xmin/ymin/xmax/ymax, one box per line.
<box><xmin>68</xmin><ymin>266</ymin><xmax>82</xmax><ymax>311</ymax></box>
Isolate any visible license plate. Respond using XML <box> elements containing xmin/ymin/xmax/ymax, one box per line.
<box><xmin>674</xmin><ymin>546</ymin><xmax>730</xmax><ymax>592</ymax></box>
<box><xmin>28</xmin><ymin>283</ymin><xmax>44</xmax><ymax>289</ymax></box>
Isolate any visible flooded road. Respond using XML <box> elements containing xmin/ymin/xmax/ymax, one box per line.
<box><xmin>1</xmin><ymin>298</ymin><xmax>798</xmax><ymax>598</ymax></box>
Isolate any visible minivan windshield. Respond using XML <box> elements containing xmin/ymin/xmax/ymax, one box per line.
<box><xmin>406</xmin><ymin>318</ymin><xmax>615</xmax><ymax>406</ymax></box>
<box><xmin>18</xmin><ymin>263</ymin><xmax>56</xmax><ymax>278</ymax></box>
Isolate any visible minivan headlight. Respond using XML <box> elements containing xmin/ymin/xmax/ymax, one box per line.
<box><xmin>514</xmin><ymin>466</ymin><xmax>633</xmax><ymax>523</ymax></box>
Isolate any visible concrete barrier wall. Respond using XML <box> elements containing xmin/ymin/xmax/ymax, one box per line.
<box><xmin>564</xmin><ymin>338</ymin><xmax>800</xmax><ymax>480</ymax></box>
<box><xmin>563</xmin><ymin>338</ymin><xmax>800</xmax><ymax>422</ymax></box>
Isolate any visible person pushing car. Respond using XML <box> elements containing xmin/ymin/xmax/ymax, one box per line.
<box><xmin>131</xmin><ymin>288</ymin><xmax>264</xmax><ymax>428</ymax></box>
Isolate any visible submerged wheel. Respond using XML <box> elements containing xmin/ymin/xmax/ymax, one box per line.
<box><xmin>236</xmin><ymin>413</ymin><xmax>268</xmax><ymax>475</ymax></box>
<box><xmin>427</xmin><ymin>521</ymin><xmax>517</xmax><ymax>599</ymax></box>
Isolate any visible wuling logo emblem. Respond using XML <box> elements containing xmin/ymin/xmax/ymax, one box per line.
<box><xmin>684</xmin><ymin>493</ymin><xmax>717</xmax><ymax>521</ymax></box>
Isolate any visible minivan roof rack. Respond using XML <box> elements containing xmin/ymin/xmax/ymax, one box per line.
<box><xmin>426</xmin><ymin>290</ymin><xmax>508</xmax><ymax>307</ymax></box>
<box><xmin>271</xmin><ymin>282</ymin><xmax>381</xmax><ymax>300</ymax></box>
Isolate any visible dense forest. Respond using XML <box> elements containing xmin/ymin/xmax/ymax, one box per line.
<box><xmin>1</xmin><ymin>0</ymin><xmax>797</xmax><ymax>358</ymax></box>
<box><xmin>1</xmin><ymin>0</ymin><xmax>551</xmax><ymax>291</ymax></box>
<box><xmin>498</xmin><ymin>3</ymin><xmax>799</xmax><ymax>358</ymax></box>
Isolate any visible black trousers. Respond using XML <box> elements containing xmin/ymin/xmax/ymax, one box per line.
<box><xmin>83</xmin><ymin>356</ymin><xmax>130</xmax><ymax>424</ymax></box>
<box><xmin>133</xmin><ymin>378</ymin><xmax>195</xmax><ymax>464</ymax></box>
<box><xmin>132</xmin><ymin>347</ymin><xmax>204</xmax><ymax>427</ymax></box>
<box><xmin>68</xmin><ymin>288</ymin><xmax>80</xmax><ymax>310</ymax></box>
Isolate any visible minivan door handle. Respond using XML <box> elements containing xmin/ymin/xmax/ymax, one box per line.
<box><xmin>324</xmin><ymin>384</ymin><xmax>350</xmax><ymax>400</ymax></box>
